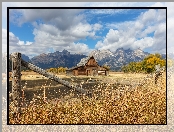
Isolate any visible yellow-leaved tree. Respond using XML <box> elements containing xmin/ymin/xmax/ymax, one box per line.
<box><xmin>142</xmin><ymin>53</ymin><xmax>166</xmax><ymax>73</ymax></box>
<box><xmin>121</xmin><ymin>53</ymin><xmax>166</xmax><ymax>73</ymax></box>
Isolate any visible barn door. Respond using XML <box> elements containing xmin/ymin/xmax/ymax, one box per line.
<box><xmin>87</xmin><ymin>70</ymin><xmax>90</xmax><ymax>76</ymax></box>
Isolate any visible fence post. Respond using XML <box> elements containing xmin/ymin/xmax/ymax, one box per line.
<box><xmin>11</xmin><ymin>52</ymin><xmax>22</xmax><ymax>114</ymax></box>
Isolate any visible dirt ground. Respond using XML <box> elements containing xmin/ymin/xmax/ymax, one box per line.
<box><xmin>8</xmin><ymin>71</ymin><xmax>166</xmax><ymax>107</ymax></box>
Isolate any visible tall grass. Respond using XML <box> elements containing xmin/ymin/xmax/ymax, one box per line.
<box><xmin>9</xmin><ymin>74</ymin><xmax>166</xmax><ymax>124</ymax></box>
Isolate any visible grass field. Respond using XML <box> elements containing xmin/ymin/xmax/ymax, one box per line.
<box><xmin>9</xmin><ymin>71</ymin><xmax>147</xmax><ymax>80</ymax></box>
<box><xmin>9</xmin><ymin>71</ymin><xmax>166</xmax><ymax>124</ymax></box>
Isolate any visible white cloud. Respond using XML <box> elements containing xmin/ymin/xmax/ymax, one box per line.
<box><xmin>92</xmin><ymin>23</ymin><xmax>103</xmax><ymax>31</ymax></box>
<box><xmin>66</xmin><ymin>42</ymin><xmax>93</xmax><ymax>55</ymax></box>
<box><xmin>97</xmin><ymin>9</ymin><xmax>166</xmax><ymax>53</ymax></box>
<box><xmin>17</xmin><ymin>41</ymin><xmax>33</xmax><ymax>45</ymax></box>
<box><xmin>138</xmin><ymin>9</ymin><xmax>157</xmax><ymax>26</ymax></box>
<box><xmin>70</xmin><ymin>22</ymin><xmax>92</xmax><ymax>38</ymax></box>
<box><xmin>105</xmin><ymin>29</ymin><xmax>119</xmax><ymax>44</ymax></box>
<box><xmin>9</xmin><ymin>9</ymin><xmax>85</xmax><ymax>30</ymax></box>
<box><xmin>9</xmin><ymin>32</ymin><xmax>20</xmax><ymax>46</ymax></box>
<box><xmin>151</xmin><ymin>23</ymin><xmax>166</xmax><ymax>51</ymax></box>
<box><xmin>32</xmin><ymin>22</ymin><xmax>97</xmax><ymax>48</ymax></box>
<box><xmin>134</xmin><ymin>37</ymin><xmax>154</xmax><ymax>49</ymax></box>
<box><xmin>2</xmin><ymin>29</ymin><xmax>32</xmax><ymax>53</ymax></box>
<box><xmin>157</xmin><ymin>9</ymin><xmax>166</xmax><ymax>23</ymax></box>
<box><xmin>8</xmin><ymin>20</ymin><xmax>97</xmax><ymax>57</ymax></box>
<box><xmin>140</xmin><ymin>25</ymin><xmax>155</xmax><ymax>38</ymax></box>
<box><xmin>96</xmin><ymin>29</ymin><xmax>136</xmax><ymax>51</ymax></box>
<box><xmin>9</xmin><ymin>31</ymin><xmax>33</xmax><ymax>46</ymax></box>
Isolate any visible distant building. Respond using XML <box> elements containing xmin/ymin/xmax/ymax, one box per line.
<box><xmin>66</xmin><ymin>56</ymin><xmax>109</xmax><ymax>76</ymax></box>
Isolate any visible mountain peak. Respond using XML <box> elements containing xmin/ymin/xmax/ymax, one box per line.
<box><xmin>89</xmin><ymin>47</ymin><xmax>150</xmax><ymax>71</ymax></box>
<box><xmin>117</xmin><ymin>47</ymin><xmax>124</xmax><ymax>50</ymax></box>
<box><xmin>40</xmin><ymin>53</ymin><xmax>47</xmax><ymax>56</ymax></box>
<box><xmin>62</xmin><ymin>49</ymin><xmax>70</xmax><ymax>55</ymax></box>
<box><xmin>89</xmin><ymin>49</ymin><xmax>114</xmax><ymax>61</ymax></box>
<box><xmin>133</xmin><ymin>48</ymin><xmax>144</xmax><ymax>55</ymax></box>
<box><xmin>135</xmin><ymin>47</ymin><xmax>142</xmax><ymax>51</ymax></box>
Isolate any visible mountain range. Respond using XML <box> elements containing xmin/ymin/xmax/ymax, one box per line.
<box><xmin>30</xmin><ymin>50</ymin><xmax>86</xmax><ymax>69</ymax></box>
<box><xmin>89</xmin><ymin>48</ymin><xmax>151</xmax><ymax>71</ymax></box>
<box><xmin>13</xmin><ymin>48</ymin><xmax>165</xmax><ymax>71</ymax></box>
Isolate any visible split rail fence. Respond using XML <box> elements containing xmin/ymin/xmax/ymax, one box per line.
<box><xmin>10</xmin><ymin>52</ymin><xmax>91</xmax><ymax>114</ymax></box>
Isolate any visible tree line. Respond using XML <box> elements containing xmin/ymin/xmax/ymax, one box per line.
<box><xmin>46</xmin><ymin>67</ymin><xmax>68</xmax><ymax>73</ymax></box>
<box><xmin>121</xmin><ymin>53</ymin><xmax>166</xmax><ymax>73</ymax></box>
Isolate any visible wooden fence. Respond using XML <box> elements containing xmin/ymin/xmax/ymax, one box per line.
<box><xmin>10</xmin><ymin>52</ymin><xmax>92</xmax><ymax>113</ymax></box>
<box><xmin>10</xmin><ymin>52</ymin><xmax>165</xmax><ymax>114</ymax></box>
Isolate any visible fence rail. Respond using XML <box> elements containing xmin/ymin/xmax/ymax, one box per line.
<box><xmin>21</xmin><ymin>59</ymin><xmax>90</xmax><ymax>94</ymax></box>
<box><xmin>10</xmin><ymin>52</ymin><xmax>91</xmax><ymax>114</ymax></box>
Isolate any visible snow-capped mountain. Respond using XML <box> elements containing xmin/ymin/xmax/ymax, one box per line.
<box><xmin>89</xmin><ymin>49</ymin><xmax>114</xmax><ymax>61</ymax></box>
<box><xmin>89</xmin><ymin>48</ymin><xmax>150</xmax><ymax>71</ymax></box>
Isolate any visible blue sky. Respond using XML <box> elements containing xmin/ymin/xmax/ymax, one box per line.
<box><xmin>10</xmin><ymin>22</ymin><xmax>35</xmax><ymax>42</ymax></box>
<box><xmin>3</xmin><ymin>5</ymin><xmax>167</xmax><ymax>58</ymax></box>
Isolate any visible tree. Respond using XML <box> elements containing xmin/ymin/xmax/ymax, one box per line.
<box><xmin>103</xmin><ymin>65</ymin><xmax>110</xmax><ymax>71</ymax></box>
<box><xmin>142</xmin><ymin>54</ymin><xmax>166</xmax><ymax>73</ymax></box>
<box><xmin>49</xmin><ymin>68</ymin><xmax>54</xmax><ymax>73</ymax></box>
<box><xmin>135</xmin><ymin>62</ymin><xmax>142</xmax><ymax>73</ymax></box>
<box><xmin>121</xmin><ymin>53</ymin><xmax>166</xmax><ymax>74</ymax></box>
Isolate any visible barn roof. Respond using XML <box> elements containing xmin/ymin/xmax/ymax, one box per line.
<box><xmin>77</xmin><ymin>56</ymin><xmax>94</xmax><ymax>67</ymax></box>
<box><xmin>67</xmin><ymin>56</ymin><xmax>97</xmax><ymax>70</ymax></box>
<box><xmin>66</xmin><ymin>56</ymin><xmax>108</xmax><ymax>71</ymax></box>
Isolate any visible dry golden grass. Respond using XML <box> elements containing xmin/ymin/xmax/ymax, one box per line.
<box><xmin>9</xmin><ymin>71</ymin><xmax>69</xmax><ymax>81</ymax></box>
<box><xmin>9</xmin><ymin>72</ymin><xmax>166</xmax><ymax>124</ymax></box>
<box><xmin>9</xmin><ymin>71</ymin><xmax>147</xmax><ymax>81</ymax></box>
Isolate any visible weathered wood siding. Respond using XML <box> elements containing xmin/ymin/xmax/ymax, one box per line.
<box><xmin>86</xmin><ymin>57</ymin><xmax>98</xmax><ymax>66</ymax></box>
<box><xmin>74</xmin><ymin>70</ymin><xmax>78</xmax><ymax>76</ymax></box>
<box><xmin>66</xmin><ymin>56</ymin><xmax>108</xmax><ymax>76</ymax></box>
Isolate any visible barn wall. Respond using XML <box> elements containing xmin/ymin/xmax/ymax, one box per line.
<box><xmin>74</xmin><ymin>70</ymin><xmax>78</xmax><ymax>76</ymax></box>
<box><xmin>78</xmin><ymin>70</ymin><xmax>86</xmax><ymax>75</ymax></box>
<box><xmin>67</xmin><ymin>68</ymin><xmax>108</xmax><ymax>76</ymax></box>
<box><xmin>86</xmin><ymin>58</ymin><xmax>98</xmax><ymax>66</ymax></box>
<box><xmin>106</xmin><ymin>71</ymin><xmax>109</xmax><ymax>76</ymax></box>
<box><xmin>98</xmin><ymin>70</ymin><xmax>105</xmax><ymax>75</ymax></box>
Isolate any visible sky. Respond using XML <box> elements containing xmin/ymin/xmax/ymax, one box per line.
<box><xmin>2</xmin><ymin>2</ymin><xmax>172</xmax><ymax>59</ymax></box>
